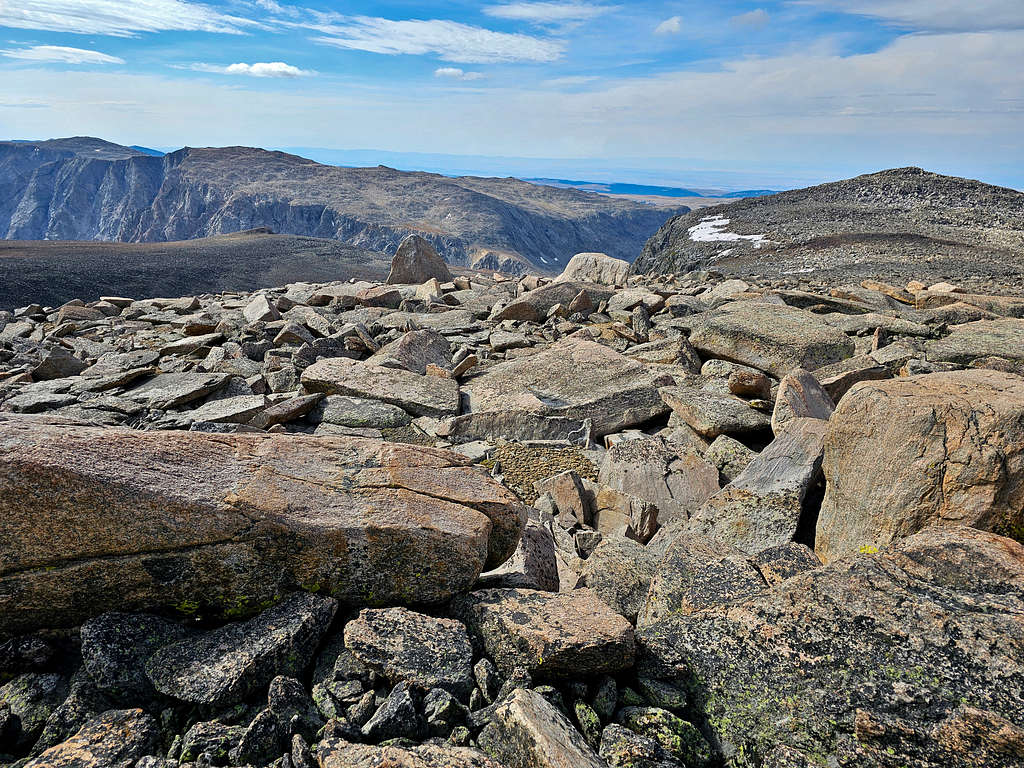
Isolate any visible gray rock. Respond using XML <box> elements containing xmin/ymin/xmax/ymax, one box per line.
<box><xmin>369</xmin><ymin>329</ymin><xmax>453</xmax><ymax>374</ymax></box>
<box><xmin>926</xmin><ymin>318</ymin><xmax>1024</xmax><ymax>364</ymax></box>
<box><xmin>317</xmin><ymin>737</ymin><xmax>503</xmax><ymax>767</ymax></box>
<box><xmin>478</xmin><ymin>688</ymin><xmax>606</xmax><ymax>768</ymax></box>
<box><xmin>638</xmin><ymin>533</ymin><xmax>766</xmax><ymax>629</ymax></box>
<box><xmin>386</xmin><ymin>235</ymin><xmax>453</xmax><ymax>285</ymax></box>
<box><xmin>244</xmin><ymin>294</ymin><xmax>280</xmax><ymax>324</ymax></box>
<box><xmin>230</xmin><ymin>708</ymin><xmax>281</xmax><ymax>766</ymax></box>
<box><xmin>0</xmin><ymin>672</ymin><xmax>69</xmax><ymax>751</ymax></box>
<box><xmin>180</xmin><ymin>721</ymin><xmax>245</xmax><ymax>764</ymax></box>
<box><xmin>659</xmin><ymin>385</ymin><xmax>771</xmax><ymax>438</ymax></box>
<box><xmin>478</xmin><ymin>517</ymin><xmax>560</xmax><ymax>592</ymax></box>
<box><xmin>492</xmin><ymin>281</ymin><xmax>614</xmax><ymax>323</ymax></box>
<box><xmin>344</xmin><ymin>608</ymin><xmax>475</xmax><ymax>697</ymax></box>
<box><xmin>146</xmin><ymin>592</ymin><xmax>337</xmax><ymax>708</ymax></box>
<box><xmin>361</xmin><ymin>682</ymin><xmax>426</xmax><ymax>742</ymax></box>
<box><xmin>703</xmin><ymin>434</ymin><xmax>757</xmax><ymax>483</ymax></box>
<box><xmin>687</xmin><ymin>301</ymin><xmax>855</xmax><ymax>378</ymax></box>
<box><xmin>125</xmin><ymin>372</ymin><xmax>231</xmax><ymax>409</ymax></box>
<box><xmin>686</xmin><ymin>418</ymin><xmax>828</xmax><ymax>554</ymax></box>
<box><xmin>556</xmin><ymin>253</ymin><xmax>631</xmax><ymax>286</ymax></box>
<box><xmin>310</xmin><ymin>394</ymin><xmax>412</xmax><ymax>428</ymax></box>
<box><xmin>771</xmin><ymin>368</ymin><xmax>834</xmax><ymax>433</ymax></box>
<box><xmin>751</xmin><ymin>542</ymin><xmax>821</xmax><ymax>586</ymax></box>
<box><xmin>599</xmin><ymin>723</ymin><xmax>682</xmax><ymax>768</ymax></box>
<box><xmin>576</xmin><ymin>536</ymin><xmax>659</xmax><ymax>623</ymax></box>
<box><xmin>300</xmin><ymin>356</ymin><xmax>459</xmax><ymax>418</ymax></box>
<box><xmin>80</xmin><ymin>612</ymin><xmax>188</xmax><ymax>703</ymax></box>
<box><xmin>598</xmin><ymin>436</ymin><xmax>719</xmax><ymax>527</ymax></box>
<box><xmin>32</xmin><ymin>347</ymin><xmax>87</xmax><ymax>381</ymax></box>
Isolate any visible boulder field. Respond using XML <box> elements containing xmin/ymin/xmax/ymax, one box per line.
<box><xmin>1</xmin><ymin>243</ymin><xmax>1023</xmax><ymax>768</ymax></box>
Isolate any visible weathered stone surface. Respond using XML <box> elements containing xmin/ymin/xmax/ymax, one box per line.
<box><xmin>386</xmin><ymin>235</ymin><xmax>453</xmax><ymax>285</ymax></box>
<box><xmin>660</xmin><ymin>385</ymin><xmax>771</xmax><ymax>438</ymax></box>
<box><xmin>0</xmin><ymin>423</ymin><xmax>525</xmax><ymax>634</ymax></box>
<box><xmin>638</xmin><ymin>533</ymin><xmax>766</xmax><ymax>629</ymax></box>
<box><xmin>599</xmin><ymin>436</ymin><xmax>719</xmax><ymax>526</ymax></box>
<box><xmin>243</xmin><ymin>294</ymin><xmax>280</xmax><ymax>323</ymax></box>
<box><xmin>300</xmin><ymin>356</ymin><xmax>459</xmax><ymax>418</ymax></box>
<box><xmin>440</xmin><ymin>410</ymin><xmax>593</xmax><ymax>446</ymax></box>
<box><xmin>771</xmin><ymin>369</ymin><xmax>834</xmax><ymax>433</ymax></box>
<box><xmin>80</xmin><ymin>612</ymin><xmax>188</xmax><ymax>702</ymax></box>
<box><xmin>319</xmin><ymin>737</ymin><xmax>504</xmax><ymax>767</ymax></box>
<box><xmin>811</xmin><ymin>354</ymin><xmax>890</xmax><ymax>402</ymax></box>
<box><xmin>32</xmin><ymin>347</ymin><xmax>87</xmax><ymax>381</ymax></box>
<box><xmin>815</xmin><ymin>371</ymin><xmax>1024</xmax><ymax>563</ymax></box>
<box><xmin>344</xmin><ymin>608</ymin><xmax>474</xmax><ymax>697</ymax></box>
<box><xmin>492</xmin><ymin>282</ymin><xmax>615</xmax><ymax>323</ymax></box>
<box><xmin>626</xmin><ymin>336</ymin><xmax>702</xmax><ymax>370</ymax></box>
<box><xmin>124</xmin><ymin>372</ymin><xmax>230</xmax><ymax>408</ymax></box>
<box><xmin>615</xmin><ymin>707</ymin><xmax>712</xmax><ymax>766</ymax></box>
<box><xmin>534</xmin><ymin>471</ymin><xmax>590</xmax><ymax>528</ymax></box>
<box><xmin>462</xmin><ymin>337</ymin><xmax>669</xmax><ymax>438</ymax></box>
<box><xmin>170</xmin><ymin>394</ymin><xmax>266</xmax><ymax>427</ymax></box>
<box><xmin>146</xmin><ymin>593</ymin><xmax>335</xmax><ymax>707</ymax></box>
<box><xmin>687</xmin><ymin>418</ymin><xmax>828</xmax><ymax>554</ymax></box>
<box><xmin>576</xmin><ymin>536</ymin><xmax>660</xmax><ymax>623</ymax></box>
<box><xmin>23</xmin><ymin>709</ymin><xmax>159</xmax><ymax>768</ymax></box>
<box><xmin>478</xmin><ymin>517</ymin><xmax>560</xmax><ymax>592</ymax></box>
<box><xmin>599</xmin><ymin>723</ymin><xmax>681</xmax><ymax>768</ymax></box>
<box><xmin>0</xmin><ymin>672</ymin><xmax>69</xmax><ymax>751</ymax></box>
<box><xmin>453</xmin><ymin>588</ymin><xmax>635</xmax><ymax>678</ymax></box>
<box><xmin>311</xmin><ymin>394</ymin><xmax>412</xmax><ymax>429</ymax></box>
<box><xmin>592</xmin><ymin>486</ymin><xmax>659</xmax><ymax>544</ymax></box>
<box><xmin>751</xmin><ymin>542</ymin><xmax>821</xmax><ymax>586</ymax></box>
<box><xmin>478</xmin><ymin>688</ymin><xmax>606</xmax><ymax>768</ymax></box>
<box><xmin>556</xmin><ymin>253</ymin><xmax>631</xmax><ymax>286</ymax></box>
<box><xmin>369</xmin><ymin>329</ymin><xmax>452</xmax><ymax>374</ymax></box>
<box><xmin>925</xmin><ymin>318</ymin><xmax>1024</xmax><ymax>364</ymax></box>
<box><xmin>360</xmin><ymin>681</ymin><xmax>426</xmax><ymax>741</ymax></box>
<box><xmin>703</xmin><ymin>434</ymin><xmax>757</xmax><ymax>483</ymax></box>
<box><xmin>688</xmin><ymin>302</ymin><xmax>855</xmax><ymax>377</ymax></box>
<box><xmin>637</xmin><ymin>527</ymin><xmax>1024</xmax><ymax>768</ymax></box>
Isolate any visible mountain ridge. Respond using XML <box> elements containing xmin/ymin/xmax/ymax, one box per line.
<box><xmin>0</xmin><ymin>137</ymin><xmax>687</xmax><ymax>275</ymax></box>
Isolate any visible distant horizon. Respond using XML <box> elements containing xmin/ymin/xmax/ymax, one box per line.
<box><xmin>2</xmin><ymin>1</ymin><xmax>1021</xmax><ymax>192</ymax></box>
<box><xmin>9</xmin><ymin>135</ymin><xmax>1024</xmax><ymax>195</ymax></box>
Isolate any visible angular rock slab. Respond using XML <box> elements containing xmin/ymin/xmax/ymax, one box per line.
<box><xmin>452</xmin><ymin>588</ymin><xmax>635</xmax><ymax>679</ymax></box>
<box><xmin>687</xmin><ymin>418</ymin><xmax>828</xmax><ymax>554</ymax></box>
<box><xmin>926</xmin><ymin>318</ymin><xmax>1024</xmax><ymax>364</ymax></box>
<box><xmin>146</xmin><ymin>593</ymin><xmax>336</xmax><ymax>708</ymax></box>
<box><xmin>319</xmin><ymin>738</ymin><xmax>504</xmax><ymax>767</ymax></box>
<box><xmin>479</xmin><ymin>688</ymin><xmax>606</xmax><ymax>768</ymax></box>
<box><xmin>0</xmin><ymin>423</ymin><xmax>526</xmax><ymax>635</ymax></box>
<box><xmin>815</xmin><ymin>371</ymin><xmax>1024</xmax><ymax>563</ymax></box>
<box><xmin>688</xmin><ymin>301</ymin><xmax>855</xmax><ymax>378</ymax></box>
<box><xmin>462</xmin><ymin>337</ymin><xmax>670</xmax><ymax>438</ymax></box>
<box><xmin>343</xmin><ymin>608</ymin><xmax>474</xmax><ymax>697</ymax></box>
<box><xmin>492</xmin><ymin>281</ymin><xmax>615</xmax><ymax>323</ymax></box>
<box><xmin>300</xmin><ymin>357</ymin><xmax>459</xmax><ymax>418</ymax></box>
<box><xmin>555</xmin><ymin>252</ymin><xmax>631</xmax><ymax>286</ymax></box>
<box><xmin>24</xmin><ymin>708</ymin><xmax>159</xmax><ymax>768</ymax></box>
<box><xmin>637</xmin><ymin>527</ymin><xmax>1024</xmax><ymax>768</ymax></box>
<box><xmin>386</xmin><ymin>234</ymin><xmax>453</xmax><ymax>285</ymax></box>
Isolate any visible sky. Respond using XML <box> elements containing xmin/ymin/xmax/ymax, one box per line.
<box><xmin>1</xmin><ymin>0</ymin><xmax>1023</xmax><ymax>190</ymax></box>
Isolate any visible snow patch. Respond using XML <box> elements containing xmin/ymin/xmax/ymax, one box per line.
<box><xmin>688</xmin><ymin>215</ymin><xmax>767</xmax><ymax>248</ymax></box>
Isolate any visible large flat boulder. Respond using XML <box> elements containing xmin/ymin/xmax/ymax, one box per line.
<box><xmin>555</xmin><ymin>252</ymin><xmax>630</xmax><ymax>286</ymax></box>
<box><xmin>815</xmin><ymin>371</ymin><xmax>1024</xmax><ymax>563</ymax></box>
<box><xmin>925</xmin><ymin>318</ymin><xmax>1024</xmax><ymax>364</ymax></box>
<box><xmin>300</xmin><ymin>357</ymin><xmax>459</xmax><ymax>417</ymax></box>
<box><xmin>637</xmin><ymin>527</ymin><xmax>1024</xmax><ymax>767</ymax></box>
<box><xmin>687</xmin><ymin>301</ymin><xmax>855</xmax><ymax>377</ymax></box>
<box><xmin>0</xmin><ymin>422</ymin><xmax>526</xmax><ymax>635</ymax></box>
<box><xmin>461</xmin><ymin>337</ymin><xmax>669</xmax><ymax>438</ymax></box>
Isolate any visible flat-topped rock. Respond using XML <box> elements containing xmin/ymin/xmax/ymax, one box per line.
<box><xmin>0</xmin><ymin>422</ymin><xmax>526</xmax><ymax>635</ymax></box>
<box><xmin>687</xmin><ymin>301</ymin><xmax>855</xmax><ymax>377</ymax></box>
<box><xmin>925</xmin><ymin>318</ymin><xmax>1024</xmax><ymax>364</ymax></box>
<box><xmin>300</xmin><ymin>356</ymin><xmax>459</xmax><ymax>417</ymax></box>
<box><xmin>461</xmin><ymin>337</ymin><xmax>669</xmax><ymax>438</ymax></box>
<box><xmin>452</xmin><ymin>588</ymin><xmax>634</xmax><ymax>679</ymax></box>
<box><xmin>555</xmin><ymin>252</ymin><xmax>631</xmax><ymax>286</ymax></box>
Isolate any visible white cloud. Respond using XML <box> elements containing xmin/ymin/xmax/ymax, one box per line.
<box><xmin>654</xmin><ymin>16</ymin><xmax>682</xmax><ymax>35</ymax></box>
<box><xmin>0</xmin><ymin>45</ymin><xmax>124</xmax><ymax>64</ymax></box>
<box><xmin>731</xmin><ymin>9</ymin><xmax>769</xmax><ymax>28</ymax></box>
<box><xmin>190</xmin><ymin>61</ymin><xmax>314</xmax><ymax>77</ymax></box>
<box><xmin>482</xmin><ymin>2</ymin><xmax>611</xmax><ymax>24</ymax></box>
<box><xmin>543</xmin><ymin>75</ymin><xmax>600</xmax><ymax>87</ymax></box>
<box><xmin>310</xmin><ymin>16</ymin><xmax>563</xmax><ymax>63</ymax></box>
<box><xmin>0</xmin><ymin>0</ymin><xmax>257</xmax><ymax>36</ymax></box>
<box><xmin>434</xmin><ymin>67</ymin><xmax>485</xmax><ymax>81</ymax></box>
<box><xmin>798</xmin><ymin>1</ymin><xmax>1024</xmax><ymax>32</ymax></box>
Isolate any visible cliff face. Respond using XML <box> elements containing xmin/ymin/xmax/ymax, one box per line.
<box><xmin>0</xmin><ymin>140</ymin><xmax>687</xmax><ymax>274</ymax></box>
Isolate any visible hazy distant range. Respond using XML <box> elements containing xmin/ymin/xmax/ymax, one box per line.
<box><xmin>137</xmin><ymin>145</ymin><xmax>783</xmax><ymax>200</ymax></box>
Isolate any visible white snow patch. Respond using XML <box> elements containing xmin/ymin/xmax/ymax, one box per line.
<box><xmin>688</xmin><ymin>215</ymin><xmax>767</xmax><ymax>247</ymax></box>
<box><xmin>782</xmin><ymin>267</ymin><xmax>816</xmax><ymax>274</ymax></box>
<box><xmin>539</xmin><ymin>257</ymin><xmax>549</xmax><ymax>264</ymax></box>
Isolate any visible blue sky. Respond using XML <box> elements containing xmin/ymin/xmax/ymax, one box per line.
<box><xmin>1</xmin><ymin>1</ymin><xmax>1023</xmax><ymax>189</ymax></box>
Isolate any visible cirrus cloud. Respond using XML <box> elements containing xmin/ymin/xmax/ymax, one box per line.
<box><xmin>482</xmin><ymin>2</ymin><xmax>613</xmax><ymax>25</ymax></box>
<box><xmin>655</xmin><ymin>16</ymin><xmax>682</xmax><ymax>35</ymax></box>
<box><xmin>0</xmin><ymin>0</ymin><xmax>257</xmax><ymax>36</ymax></box>
<box><xmin>0</xmin><ymin>45</ymin><xmax>124</xmax><ymax>64</ymax></box>
<box><xmin>309</xmin><ymin>16</ymin><xmax>564</xmax><ymax>63</ymax></box>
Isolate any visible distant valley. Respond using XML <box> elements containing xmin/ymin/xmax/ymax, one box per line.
<box><xmin>0</xmin><ymin>137</ymin><xmax>685</xmax><ymax>276</ymax></box>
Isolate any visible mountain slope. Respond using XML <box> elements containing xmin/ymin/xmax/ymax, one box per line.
<box><xmin>634</xmin><ymin>168</ymin><xmax>1024</xmax><ymax>289</ymax></box>
<box><xmin>0</xmin><ymin>138</ymin><xmax>687</xmax><ymax>275</ymax></box>
<box><xmin>0</xmin><ymin>231</ymin><xmax>390</xmax><ymax>308</ymax></box>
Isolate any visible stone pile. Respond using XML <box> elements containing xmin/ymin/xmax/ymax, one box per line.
<box><xmin>1</xmin><ymin>242</ymin><xmax>1023</xmax><ymax>768</ymax></box>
